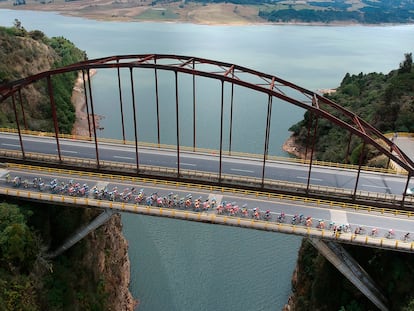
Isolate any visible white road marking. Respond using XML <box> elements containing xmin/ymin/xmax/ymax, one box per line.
<box><xmin>114</xmin><ymin>155</ymin><xmax>135</xmax><ymax>160</ymax></box>
<box><xmin>361</xmin><ymin>184</ymin><xmax>390</xmax><ymax>190</ymax></box>
<box><xmin>231</xmin><ymin>168</ymin><xmax>254</xmax><ymax>173</ymax></box>
<box><xmin>179</xmin><ymin>162</ymin><xmax>197</xmax><ymax>167</ymax></box>
<box><xmin>296</xmin><ymin>176</ymin><xmax>323</xmax><ymax>181</ymax></box>
<box><xmin>2</xmin><ymin>143</ymin><xmax>20</xmax><ymax>147</ymax></box>
<box><xmin>58</xmin><ymin>149</ymin><xmax>78</xmax><ymax>154</ymax></box>
<box><xmin>330</xmin><ymin>210</ymin><xmax>349</xmax><ymax>225</ymax></box>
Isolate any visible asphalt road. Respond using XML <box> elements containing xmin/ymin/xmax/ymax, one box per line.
<box><xmin>0</xmin><ymin>132</ymin><xmax>412</xmax><ymax>197</ymax></box>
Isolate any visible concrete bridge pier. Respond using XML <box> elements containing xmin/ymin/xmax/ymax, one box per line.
<box><xmin>46</xmin><ymin>208</ymin><xmax>116</xmax><ymax>259</ymax></box>
<box><xmin>309</xmin><ymin>238</ymin><xmax>389</xmax><ymax>311</ymax></box>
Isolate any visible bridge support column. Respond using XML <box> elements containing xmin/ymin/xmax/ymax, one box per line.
<box><xmin>308</xmin><ymin>238</ymin><xmax>389</xmax><ymax>311</ymax></box>
<box><xmin>46</xmin><ymin>208</ymin><xmax>116</xmax><ymax>259</ymax></box>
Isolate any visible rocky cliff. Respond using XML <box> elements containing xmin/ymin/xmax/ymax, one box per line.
<box><xmin>83</xmin><ymin>213</ymin><xmax>138</xmax><ymax>310</ymax></box>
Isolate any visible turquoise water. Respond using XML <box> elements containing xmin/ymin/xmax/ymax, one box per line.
<box><xmin>123</xmin><ymin>215</ymin><xmax>302</xmax><ymax>310</ymax></box>
<box><xmin>1</xmin><ymin>10</ymin><xmax>413</xmax><ymax>310</ymax></box>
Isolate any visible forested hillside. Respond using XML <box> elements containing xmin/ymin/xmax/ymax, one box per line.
<box><xmin>0</xmin><ymin>200</ymin><xmax>111</xmax><ymax>310</ymax></box>
<box><xmin>288</xmin><ymin>53</ymin><xmax>414</xmax><ymax>165</ymax></box>
<box><xmin>0</xmin><ymin>20</ymin><xmax>86</xmax><ymax>133</ymax></box>
<box><xmin>285</xmin><ymin>54</ymin><xmax>414</xmax><ymax>310</ymax></box>
<box><xmin>0</xmin><ymin>24</ymin><xmax>135</xmax><ymax>310</ymax></box>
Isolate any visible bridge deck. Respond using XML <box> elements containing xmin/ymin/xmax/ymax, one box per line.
<box><xmin>2</xmin><ymin>164</ymin><xmax>414</xmax><ymax>253</ymax></box>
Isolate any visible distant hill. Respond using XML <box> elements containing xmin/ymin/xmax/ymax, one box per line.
<box><xmin>257</xmin><ymin>0</ymin><xmax>414</xmax><ymax>24</ymax></box>
<box><xmin>2</xmin><ymin>0</ymin><xmax>414</xmax><ymax>24</ymax></box>
<box><xmin>170</xmin><ymin>0</ymin><xmax>414</xmax><ymax>24</ymax></box>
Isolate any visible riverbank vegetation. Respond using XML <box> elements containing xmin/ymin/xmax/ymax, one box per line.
<box><xmin>288</xmin><ymin>53</ymin><xmax>414</xmax><ymax>165</ymax></box>
<box><xmin>0</xmin><ymin>21</ymin><xmax>85</xmax><ymax>133</ymax></box>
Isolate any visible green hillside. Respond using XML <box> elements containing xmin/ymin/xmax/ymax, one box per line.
<box><xmin>289</xmin><ymin>53</ymin><xmax>414</xmax><ymax>165</ymax></box>
<box><xmin>286</xmin><ymin>53</ymin><xmax>414</xmax><ymax>310</ymax></box>
<box><xmin>0</xmin><ymin>24</ymin><xmax>126</xmax><ymax>311</ymax></box>
<box><xmin>0</xmin><ymin>20</ymin><xmax>85</xmax><ymax>133</ymax></box>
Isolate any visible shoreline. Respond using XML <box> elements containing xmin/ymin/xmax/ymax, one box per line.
<box><xmin>2</xmin><ymin>5</ymin><xmax>414</xmax><ymax>27</ymax></box>
<box><xmin>71</xmin><ymin>69</ymin><xmax>104</xmax><ymax>137</ymax></box>
<box><xmin>282</xmin><ymin>134</ymin><xmax>311</xmax><ymax>160</ymax></box>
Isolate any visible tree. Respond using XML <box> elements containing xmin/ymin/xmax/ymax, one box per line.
<box><xmin>13</xmin><ymin>19</ymin><xmax>22</xmax><ymax>29</ymax></box>
<box><xmin>0</xmin><ymin>203</ymin><xmax>38</xmax><ymax>272</ymax></box>
<box><xmin>399</xmin><ymin>53</ymin><xmax>412</xmax><ymax>74</ymax></box>
<box><xmin>13</xmin><ymin>19</ymin><xmax>26</xmax><ymax>36</ymax></box>
<box><xmin>0</xmin><ymin>223</ymin><xmax>37</xmax><ymax>269</ymax></box>
<box><xmin>0</xmin><ymin>203</ymin><xmax>25</xmax><ymax>232</ymax></box>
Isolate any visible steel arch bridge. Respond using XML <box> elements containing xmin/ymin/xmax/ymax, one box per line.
<box><xmin>1</xmin><ymin>54</ymin><xmax>414</xmax><ymax>207</ymax></box>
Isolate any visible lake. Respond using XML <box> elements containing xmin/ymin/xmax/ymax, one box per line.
<box><xmin>1</xmin><ymin>10</ymin><xmax>413</xmax><ymax>310</ymax></box>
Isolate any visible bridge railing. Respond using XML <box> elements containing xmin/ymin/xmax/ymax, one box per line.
<box><xmin>1</xmin><ymin>185</ymin><xmax>413</xmax><ymax>253</ymax></box>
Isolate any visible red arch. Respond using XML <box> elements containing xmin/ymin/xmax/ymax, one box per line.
<box><xmin>1</xmin><ymin>54</ymin><xmax>413</xmax><ymax>175</ymax></box>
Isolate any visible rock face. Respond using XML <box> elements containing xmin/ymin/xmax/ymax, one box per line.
<box><xmin>71</xmin><ymin>69</ymin><xmax>104</xmax><ymax>137</ymax></box>
<box><xmin>282</xmin><ymin>134</ymin><xmax>312</xmax><ymax>160</ymax></box>
<box><xmin>282</xmin><ymin>264</ymin><xmax>298</xmax><ymax>311</ymax></box>
<box><xmin>83</xmin><ymin>213</ymin><xmax>139</xmax><ymax>311</ymax></box>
